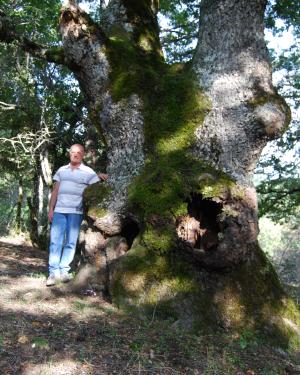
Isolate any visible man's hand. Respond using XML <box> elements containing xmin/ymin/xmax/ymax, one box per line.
<box><xmin>98</xmin><ymin>173</ymin><xmax>108</xmax><ymax>181</ymax></box>
<box><xmin>48</xmin><ymin>208</ymin><xmax>54</xmax><ymax>223</ymax></box>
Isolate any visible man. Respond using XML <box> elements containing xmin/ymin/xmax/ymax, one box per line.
<box><xmin>46</xmin><ymin>144</ymin><xmax>108</xmax><ymax>286</ymax></box>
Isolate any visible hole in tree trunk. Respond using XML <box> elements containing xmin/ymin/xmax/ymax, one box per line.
<box><xmin>177</xmin><ymin>193</ymin><xmax>223</xmax><ymax>251</ymax></box>
<box><xmin>120</xmin><ymin>217</ymin><xmax>140</xmax><ymax>249</ymax></box>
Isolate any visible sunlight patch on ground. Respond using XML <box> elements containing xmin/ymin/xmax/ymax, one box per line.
<box><xmin>21</xmin><ymin>359</ymin><xmax>91</xmax><ymax>375</ymax></box>
<box><xmin>0</xmin><ymin>272</ymin><xmax>116</xmax><ymax>321</ymax></box>
<box><xmin>0</xmin><ymin>235</ymin><xmax>31</xmax><ymax>246</ymax></box>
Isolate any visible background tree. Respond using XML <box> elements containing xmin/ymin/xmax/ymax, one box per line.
<box><xmin>0</xmin><ymin>8</ymin><xmax>91</xmax><ymax>244</ymax></box>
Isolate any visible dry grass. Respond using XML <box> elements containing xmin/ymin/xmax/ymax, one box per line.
<box><xmin>0</xmin><ymin>238</ymin><xmax>299</xmax><ymax>375</ymax></box>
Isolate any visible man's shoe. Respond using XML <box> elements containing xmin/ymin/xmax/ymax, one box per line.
<box><xmin>60</xmin><ymin>273</ymin><xmax>73</xmax><ymax>283</ymax></box>
<box><xmin>46</xmin><ymin>274</ymin><xmax>57</xmax><ymax>287</ymax></box>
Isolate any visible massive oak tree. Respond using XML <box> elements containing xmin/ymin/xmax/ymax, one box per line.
<box><xmin>1</xmin><ymin>0</ymin><xmax>299</xmax><ymax>346</ymax></box>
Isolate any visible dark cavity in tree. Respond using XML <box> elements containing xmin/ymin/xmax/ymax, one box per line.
<box><xmin>120</xmin><ymin>216</ymin><xmax>140</xmax><ymax>249</ymax></box>
<box><xmin>177</xmin><ymin>193</ymin><xmax>223</xmax><ymax>252</ymax></box>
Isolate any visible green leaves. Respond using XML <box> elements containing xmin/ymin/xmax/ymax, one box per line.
<box><xmin>257</xmin><ymin>177</ymin><xmax>300</xmax><ymax>222</ymax></box>
<box><xmin>266</xmin><ymin>0</ymin><xmax>300</xmax><ymax>32</ymax></box>
<box><xmin>159</xmin><ymin>0</ymin><xmax>199</xmax><ymax>62</ymax></box>
<box><xmin>31</xmin><ymin>337</ymin><xmax>50</xmax><ymax>349</ymax></box>
<box><xmin>0</xmin><ymin>0</ymin><xmax>61</xmax><ymax>44</ymax></box>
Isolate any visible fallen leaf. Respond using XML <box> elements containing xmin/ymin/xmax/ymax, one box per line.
<box><xmin>32</xmin><ymin>321</ymin><xmax>42</xmax><ymax>327</ymax></box>
<box><xmin>18</xmin><ymin>335</ymin><xmax>29</xmax><ymax>344</ymax></box>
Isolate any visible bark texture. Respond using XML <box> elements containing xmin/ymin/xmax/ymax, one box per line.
<box><xmin>59</xmin><ymin>2</ymin><xmax>145</xmax><ymax>231</ymax></box>
<box><xmin>193</xmin><ymin>0</ymin><xmax>290</xmax><ymax>181</ymax></box>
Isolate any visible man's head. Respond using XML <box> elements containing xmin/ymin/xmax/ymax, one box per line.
<box><xmin>69</xmin><ymin>144</ymin><xmax>84</xmax><ymax>165</ymax></box>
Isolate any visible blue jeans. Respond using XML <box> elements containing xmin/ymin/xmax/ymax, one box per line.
<box><xmin>48</xmin><ymin>212</ymin><xmax>83</xmax><ymax>276</ymax></box>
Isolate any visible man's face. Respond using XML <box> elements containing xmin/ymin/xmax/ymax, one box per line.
<box><xmin>69</xmin><ymin>145</ymin><xmax>84</xmax><ymax>164</ymax></box>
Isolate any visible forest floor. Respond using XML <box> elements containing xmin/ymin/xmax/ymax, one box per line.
<box><xmin>0</xmin><ymin>237</ymin><xmax>299</xmax><ymax>375</ymax></box>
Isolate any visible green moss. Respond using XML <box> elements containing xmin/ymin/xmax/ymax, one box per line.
<box><xmin>106</xmin><ymin>32</ymin><xmax>163</xmax><ymax>102</ymax></box>
<box><xmin>198</xmin><ymin>172</ymin><xmax>235</xmax><ymax>199</ymax></box>
<box><xmin>83</xmin><ymin>182</ymin><xmax>111</xmax><ymax>218</ymax></box>
<box><xmin>127</xmin><ymin>68</ymin><xmax>213</xmax><ymax>220</ymax></box>
<box><xmin>111</xmin><ymin>241</ymin><xmax>300</xmax><ymax>347</ymax></box>
<box><xmin>103</xmin><ymin>13</ymin><xmax>242</xmax><ymax>231</ymax></box>
<box><xmin>209</xmin><ymin>246</ymin><xmax>300</xmax><ymax>349</ymax></box>
<box><xmin>142</xmin><ymin>226</ymin><xmax>176</xmax><ymax>253</ymax></box>
<box><xmin>112</xmin><ymin>255</ymin><xmax>216</xmax><ymax>330</ymax></box>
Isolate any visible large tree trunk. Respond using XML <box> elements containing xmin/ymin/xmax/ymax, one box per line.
<box><xmin>59</xmin><ymin>0</ymin><xmax>299</xmax><ymax>347</ymax></box>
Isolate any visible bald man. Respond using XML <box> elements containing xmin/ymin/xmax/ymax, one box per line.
<box><xmin>46</xmin><ymin>144</ymin><xmax>107</xmax><ymax>286</ymax></box>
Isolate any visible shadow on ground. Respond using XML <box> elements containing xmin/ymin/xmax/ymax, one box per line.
<box><xmin>0</xmin><ymin>239</ymin><xmax>299</xmax><ymax>375</ymax></box>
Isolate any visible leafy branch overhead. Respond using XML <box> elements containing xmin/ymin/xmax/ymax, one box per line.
<box><xmin>0</xmin><ymin>8</ymin><xmax>66</xmax><ymax>64</ymax></box>
<box><xmin>258</xmin><ymin>177</ymin><xmax>300</xmax><ymax>221</ymax></box>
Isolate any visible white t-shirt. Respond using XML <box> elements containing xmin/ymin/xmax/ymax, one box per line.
<box><xmin>53</xmin><ymin>163</ymin><xmax>99</xmax><ymax>214</ymax></box>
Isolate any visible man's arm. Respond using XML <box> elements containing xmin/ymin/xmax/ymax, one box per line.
<box><xmin>48</xmin><ymin>182</ymin><xmax>60</xmax><ymax>223</ymax></box>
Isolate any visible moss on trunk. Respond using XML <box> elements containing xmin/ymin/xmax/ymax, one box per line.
<box><xmin>111</xmin><ymin>242</ymin><xmax>300</xmax><ymax>349</ymax></box>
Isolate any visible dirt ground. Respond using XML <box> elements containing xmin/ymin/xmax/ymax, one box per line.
<box><xmin>0</xmin><ymin>237</ymin><xmax>299</xmax><ymax>375</ymax></box>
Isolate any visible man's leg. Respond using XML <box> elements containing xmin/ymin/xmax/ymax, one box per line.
<box><xmin>59</xmin><ymin>213</ymin><xmax>83</xmax><ymax>277</ymax></box>
<box><xmin>48</xmin><ymin>213</ymin><xmax>67</xmax><ymax>282</ymax></box>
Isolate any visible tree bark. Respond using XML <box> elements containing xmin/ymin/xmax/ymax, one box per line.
<box><xmin>193</xmin><ymin>0</ymin><xmax>290</xmax><ymax>178</ymax></box>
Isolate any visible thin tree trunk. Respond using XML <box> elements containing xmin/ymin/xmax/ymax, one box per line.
<box><xmin>15</xmin><ymin>178</ymin><xmax>23</xmax><ymax>233</ymax></box>
<box><xmin>28</xmin><ymin>148</ymin><xmax>52</xmax><ymax>249</ymax></box>
<box><xmin>27</xmin><ymin>196</ymin><xmax>38</xmax><ymax>247</ymax></box>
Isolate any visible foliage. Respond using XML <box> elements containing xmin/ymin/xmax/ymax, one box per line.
<box><xmin>159</xmin><ymin>0</ymin><xmax>200</xmax><ymax>62</ymax></box>
<box><xmin>0</xmin><ymin>0</ymin><xmax>61</xmax><ymax>44</ymax></box>
<box><xmin>265</xmin><ymin>0</ymin><xmax>300</xmax><ymax>33</ymax></box>
<box><xmin>0</xmin><ymin>4</ymin><xmax>89</xmax><ymax>234</ymax></box>
<box><xmin>0</xmin><ymin>174</ymin><xmax>18</xmax><ymax>234</ymax></box>
<box><xmin>259</xmin><ymin>214</ymin><xmax>300</xmax><ymax>258</ymax></box>
<box><xmin>257</xmin><ymin>175</ymin><xmax>300</xmax><ymax>221</ymax></box>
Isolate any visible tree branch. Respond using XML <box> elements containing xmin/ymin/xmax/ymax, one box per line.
<box><xmin>161</xmin><ymin>33</ymin><xmax>198</xmax><ymax>45</ymax></box>
<box><xmin>0</xmin><ymin>101</ymin><xmax>18</xmax><ymax>111</ymax></box>
<box><xmin>0</xmin><ymin>10</ymin><xmax>66</xmax><ymax>65</ymax></box>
